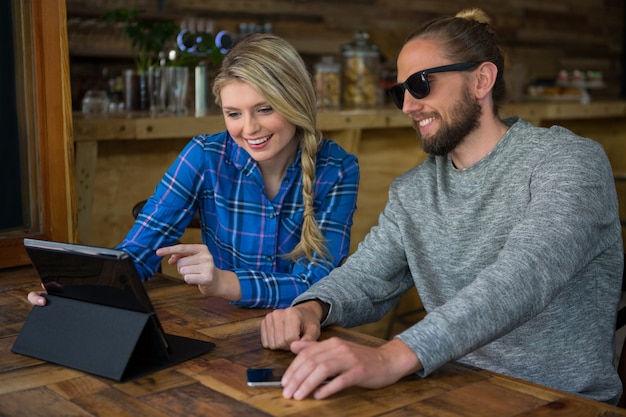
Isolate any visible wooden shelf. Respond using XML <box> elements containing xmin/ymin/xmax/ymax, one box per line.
<box><xmin>72</xmin><ymin>100</ymin><xmax>626</xmax><ymax>250</ymax></box>
<box><xmin>73</xmin><ymin>101</ymin><xmax>626</xmax><ymax>143</ymax></box>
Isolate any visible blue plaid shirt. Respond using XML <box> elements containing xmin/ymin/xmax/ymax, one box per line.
<box><xmin>118</xmin><ymin>131</ymin><xmax>359</xmax><ymax>308</ymax></box>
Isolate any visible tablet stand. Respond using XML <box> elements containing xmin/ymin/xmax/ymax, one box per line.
<box><xmin>12</xmin><ymin>294</ymin><xmax>215</xmax><ymax>381</ymax></box>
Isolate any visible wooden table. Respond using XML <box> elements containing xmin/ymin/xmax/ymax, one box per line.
<box><xmin>1</xmin><ymin>267</ymin><xmax>625</xmax><ymax>416</ymax></box>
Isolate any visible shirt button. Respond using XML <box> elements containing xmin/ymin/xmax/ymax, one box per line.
<box><xmin>269</xmin><ymin>213</ymin><xmax>275</xmax><ymax>219</ymax></box>
<box><xmin>266</xmin><ymin>255</ymin><xmax>273</xmax><ymax>261</ymax></box>
<box><xmin>283</xmin><ymin>177</ymin><xmax>290</xmax><ymax>183</ymax></box>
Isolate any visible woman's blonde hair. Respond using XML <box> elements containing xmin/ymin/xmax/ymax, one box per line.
<box><xmin>212</xmin><ymin>33</ymin><xmax>330</xmax><ymax>264</ymax></box>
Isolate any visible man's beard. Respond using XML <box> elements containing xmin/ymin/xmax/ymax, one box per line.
<box><xmin>414</xmin><ymin>87</ymin><xmax>482</xmax><ymax>156</ymax></box>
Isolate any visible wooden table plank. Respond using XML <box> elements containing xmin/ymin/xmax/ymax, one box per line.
<box><xmin>1</xmin><ymin>266</ymin><xmax>625</xmax><ymax>416</ymax></box>
<box><xmin>141</xmin><ymin>381</ymin><xmax>269</xmax><ymax>417</ymax></box>
<box><xmin>1</xmin><ymin>387</ymin><xmax>93</xmax><ymax>417</ymax></box>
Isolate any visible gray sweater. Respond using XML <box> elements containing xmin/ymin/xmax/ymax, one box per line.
<box><xmin>294</xmin><ymin>117</ymin><xmax>623</xmax><ymax>404</ymax></box>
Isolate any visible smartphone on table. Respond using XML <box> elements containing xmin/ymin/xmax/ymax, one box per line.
<box><xmin>246</xmin><ymin>368</ymin><xmax>285</xmax><ymax>387</ymax></box>
<box><xmin>246</xmin><ymin>368</ymin><xmax>335</xmax><ymax>388</ymax></box>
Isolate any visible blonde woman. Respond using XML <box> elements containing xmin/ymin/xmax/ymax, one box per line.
<box><xmin>29</xmin><ymin>34</ymin><xmax>359</xmax><ymax>309</ymax></box>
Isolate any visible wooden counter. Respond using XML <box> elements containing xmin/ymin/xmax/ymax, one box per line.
<box><xmin>73</xmin><ymin>101</ymin><xmax>626</xmax><ymax>143</ymax></box>
<box><xmin>72</xmin><ymin>101</ymin><xmax>626</xmax><ymax>258</ymax></box>
<box><xmin>2</xmin><ymin>267</ymin><xmax>625</xmax><ymax>416</ymax></box>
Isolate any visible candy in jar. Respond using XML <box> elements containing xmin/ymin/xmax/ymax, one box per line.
<box><xmin>341</xmin><ymin>31</ymin><xmax>380</xmax><ymax>108</ymax></box>
<box><xmin>314</xmin><ymin>56</ymin><xmax>341</xmax><ymax>108</ymax></box>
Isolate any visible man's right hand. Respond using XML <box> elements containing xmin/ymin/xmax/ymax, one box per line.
<box><xmin>260</xmin><ymin>300</ymin><xmax>327</xmax><ymax>350</ymax></box>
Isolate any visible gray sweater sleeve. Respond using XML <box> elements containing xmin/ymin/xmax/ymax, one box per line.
<box><xmin>293</xmin><ymin>194</ymin><xmax>417</xmax><ymax>328</ymax></box>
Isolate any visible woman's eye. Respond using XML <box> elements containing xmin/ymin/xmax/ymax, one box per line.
<box><xmin>258</xmin><ymin>107</ymin><xmax>273</xmax><ymax>114</ymax></box>
<box><xmin>225</xmin><ymin>111</ymin><xmax>241</xmax><ymax>118</ymax></box>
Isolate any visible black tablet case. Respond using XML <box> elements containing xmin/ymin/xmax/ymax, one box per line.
<box><xmin>12</xmin><ymin>295</ymin><xmax>215</xmax><ymax>382</ymax></box>
<box><xmin>12</xmin><ymin>239</ymin><xmax>215</xmax><ymax>381</ymax></box>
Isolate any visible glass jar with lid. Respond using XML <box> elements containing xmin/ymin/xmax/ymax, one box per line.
<box><xmin>341</xmin><ymin>31</ymin><xmax>380</xmax><ymax>108</ymax></box>
<box><xmin>81</xmin><ymin>89</ymin><xmax>110</xmax><ymax>114</ymax></box>
<box><xmin>314</xmin><ymin>55</ymin><xmax>341</xmax><ymax>108</ymax></box>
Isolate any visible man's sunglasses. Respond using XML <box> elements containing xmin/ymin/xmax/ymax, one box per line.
<box><xmin>389</xmin><ymin>62</ymin><xmax>479</xmax><ymax>109</ymax></box>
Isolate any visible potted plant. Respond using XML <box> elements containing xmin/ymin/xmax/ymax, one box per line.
<box><xmin>104</xmin><ymin>7</ymin><xmax>179</xmax><ymax>110</ymax></box>
<box><xmin>173</xmin><ymin>30</ymin><xmax>231</xmax><ymax>116</ymax></box>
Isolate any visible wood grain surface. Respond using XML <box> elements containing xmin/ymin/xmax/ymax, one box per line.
<box><xmin>1</xmin><ymin>267</ymin><xmax>625</xmax><ymax>416</ymax></box>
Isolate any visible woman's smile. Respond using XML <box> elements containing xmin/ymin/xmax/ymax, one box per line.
<box><xmin>247</xmin><ymin>134</ymin><xmax>272</xmax><ymax>146</ymax></box>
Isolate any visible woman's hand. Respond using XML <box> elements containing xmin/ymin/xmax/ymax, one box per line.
<box><xmin>156</xmin><ymin>244</ymin><xmax>241</xmax><ymax>301</ymax></box>
<box><xmin>27</xmin><ymin>283</ymin><xmax>47</xmax><ymax>306</ymax></box>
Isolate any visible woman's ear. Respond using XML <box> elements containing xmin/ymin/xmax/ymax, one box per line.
<box><xmin>474</xmin><ymin>61</ymin><xmax>498</xmax><ymax>100</ymax></box>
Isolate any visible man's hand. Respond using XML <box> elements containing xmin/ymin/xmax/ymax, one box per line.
<box><xmin>280</xmin><ymin>337</ymin><xmax>422</xmax><ymax>400</ymax></box>
<box><xmin>156</xmin><ymin>244</ymin><xmax>241</xmax><ymax>301</ymax></box>
<box><xmin>261</xmin><ymin>300</ymin><xmax>327</xmax><ymax>350</ymax></box>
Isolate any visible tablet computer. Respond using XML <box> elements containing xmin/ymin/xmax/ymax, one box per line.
<box><xmin>23</xmin><ymin>238</ymin><xmax>156</xmax><ymax>314</ymax></box>
<box><xmin>23</xmin><ymin>237</ymin><xmax>170</xmax><ymax>350</ymax></box>
<box><xmin>18</xmin><ymin>238</ymin><xmax>216</xmax><ymax>381</ymax></box>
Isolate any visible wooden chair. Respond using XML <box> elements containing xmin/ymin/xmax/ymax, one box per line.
<box><xmin>132</xmin><ymin>200</ymin><xmax>201</xmax><ymax>229</ymax></box>
<box><xmin>615</xmin><ymin>253</ymin><xmax>626</xmax><ymax>408</ymax></box>
<box><xmin>617</xmin><ymin>318</ymin><xmax>626</xmax><ymax>408</ymax></box>
<box><xmin>384</xmin><ymin>288</ymin><xmax>426</xmax><ymax>340</ymax></box>
<box><xmin>131</xmin><ymin>200</ymin><xmax>201</xmax><ymax>273</ymax></box>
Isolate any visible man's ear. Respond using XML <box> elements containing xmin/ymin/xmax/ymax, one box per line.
<box><xmin>474</xmin><ymin>61</ymin><xmax>498</xmax><ymax>100</ymax></box>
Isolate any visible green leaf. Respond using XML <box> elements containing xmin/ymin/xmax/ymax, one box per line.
<box><xmin>102</xmin><ymin>7</ymin><xmax>179</xmax><ymax>72</ymax></box>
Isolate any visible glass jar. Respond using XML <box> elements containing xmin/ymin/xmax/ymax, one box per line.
<box><xmin>81</xmin><ymin>90</ymin><xmax>109</xmax><ymax>114</ymax></box>
<box><xmin>314</xmin><ymin>55</ymin><xmax>341</xmax><ymax>108</ymax></box>
<box><xmin>341</xmin><ymin>31</ymin><xmax>380</xmax><ymax>108</ymax></box>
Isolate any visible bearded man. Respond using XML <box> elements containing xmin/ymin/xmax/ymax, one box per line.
<box><xmin>260</xmin><ymin>8</ymin><xmax>623</xmax><ymax>406</ymax></box>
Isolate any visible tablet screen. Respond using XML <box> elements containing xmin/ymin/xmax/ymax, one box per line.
<box><xmin>23</xmin><ymin>238</ymin><xmax>155</xmax><ymax>315</ymax></box>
